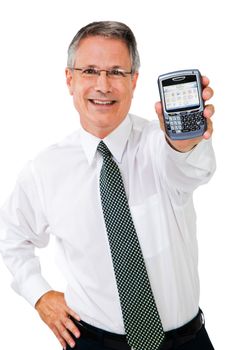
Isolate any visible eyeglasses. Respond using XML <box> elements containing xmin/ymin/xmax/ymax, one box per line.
<box><xmin>69</xmin><ymin>67</ymin><xmax>132</xmax><ymax>79</ymax></box>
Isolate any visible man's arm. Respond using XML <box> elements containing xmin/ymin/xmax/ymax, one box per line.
<box><xmin>153</xmin><ymin>76</ymin><xmax>216</xmax><ymax>195</ymax></box>
<box><xmin>0</xmin><ymin>161</ymin><xmax>80</xmax><ymax>350</ymax></box>
<box><xmin>0</xmin><ymin>162</ymin><xmax>52</xmax><ymax>305</ymax></box>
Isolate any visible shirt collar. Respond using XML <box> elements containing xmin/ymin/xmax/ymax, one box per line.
<box><xmin>80</xmin><ymin>114</ymin><xmax>132</xmax><ymax>165</ymax></box>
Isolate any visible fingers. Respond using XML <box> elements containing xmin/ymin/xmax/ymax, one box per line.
<box><xmin>51</xmin><ymin>325</ymin><xmax>75</xmax><ymax>349</ymax></box>
<box><xmin>64</xmin><ymin>317</ymin><xmax>80</xmax><ymax>339</ymax></box>
<box><xmin>201</xmin><ymin>75</ymin><xmax>210</xmax><ymax>87</ymax></box>
<box><xmin>203</xmin><ymin>117</ymin><xmax>213</xmax><ymax>140</ymax></box>
<box><xmin>203</xmin><ymin>104</ymin><xmax>215</xmax><ymax>118</ymax></box>
<box><xmin>202</xmin><ymin>86</ymin><xmax>214</xmax><ymax>101</ymax></box>
<box><xmin>202</xmin><ymin>103</ymin><xmax>214</xmax><ymax>140</ymax></box>
<box><xmin>200</xmin><ymin>76</ymin><xmax>214</xmax><ymax>139</ymax></box>
<box><xmin>51</xmin><ymin>326</ymin><xmax>67</xmax><ymax>349</ymax></box>
<box><xmin>52</xmin><ymin>316</ymin><xmax>80</xmax><ymax>349</ymax></box>
<box><xmin>66</xmin><ymin>306</ymin><xmax>81</xmax><ymax>322</ymax></box>
<box><xmin>201</xmin><ymin>75</ymin><xmax>214</xmax><ymax>102</ymax></box>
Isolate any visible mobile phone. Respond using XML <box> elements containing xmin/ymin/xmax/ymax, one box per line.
<box><xmin>158</xmin><ymin>69</ymin><xmax>206</xmax><ymax>140</ymax></box>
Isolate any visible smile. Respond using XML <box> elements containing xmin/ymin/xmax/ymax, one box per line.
<box><xmin>89</xmin><ymin>99</ymin><xmax>116</xmax><ymax>106</ymax></box>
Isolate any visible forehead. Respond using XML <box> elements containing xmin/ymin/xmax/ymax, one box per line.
<box><xmin>74</xmin><ymin>36</ymin><xmax>131</xmax><ymax>67</ymax></box>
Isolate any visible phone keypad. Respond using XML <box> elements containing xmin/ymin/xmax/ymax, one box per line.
<box><xmin>166</xmin><ymin>111</ymin><xmax>205</xmax><ymax>134</ymax></box>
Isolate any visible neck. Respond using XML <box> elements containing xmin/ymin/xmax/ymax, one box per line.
<box><xmin>80</xmin><ymin>117</ymin><xmax>127</xmax><ymax>139</ymax></box>
<box><xmin>81</xmin><ymin>124</ymin><xmax>114</xmax><ymax>139</ymax></box>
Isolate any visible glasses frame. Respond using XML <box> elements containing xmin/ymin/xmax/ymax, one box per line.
<box><xmin>68</xmin><ymin>67</ymin><xmax>133</xmax><ymax>78</ymax></box>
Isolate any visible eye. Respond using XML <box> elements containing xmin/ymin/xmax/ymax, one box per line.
<box><xmin>109</xmin><ymin>69</ymin><xmax>125</xmax><ymax>77</ymax></box>
<box><xmin>82</xmin><ymin>68</ymin><xmax>99</xmax><ymax>76</ymax></box>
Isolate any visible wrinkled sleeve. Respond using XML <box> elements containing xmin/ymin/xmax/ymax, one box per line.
<box><xmin>152</xmin><ymin>129</ymin><xmax>216</xmax><ymax>195</ymax></box>
<box><xmin>0</xmin><ymin>161</ymin><xmax>52</xmax><ymax>306</ymax></box>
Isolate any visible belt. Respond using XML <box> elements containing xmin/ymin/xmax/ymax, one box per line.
<box><xmin>72</xmin><ymin>309</ymin><xmax>204</xmax><ymax>350</ymax></box>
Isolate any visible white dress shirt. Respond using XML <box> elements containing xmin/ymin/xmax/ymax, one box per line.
<box><xmin>0</xmin><ymin>114</ymin><xmax>216</xmax><ymax>333</ymax></box>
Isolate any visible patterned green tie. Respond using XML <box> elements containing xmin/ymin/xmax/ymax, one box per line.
<box><xmin>97</xmin><ymin>141</ymin><xmax>165</xmax><ymax>350</ymax></box>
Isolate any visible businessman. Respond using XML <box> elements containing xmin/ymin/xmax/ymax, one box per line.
<box><xmin>0</xmin><ymin>21</ymin><xmax>216</xmax><ymax>349</ymax></box>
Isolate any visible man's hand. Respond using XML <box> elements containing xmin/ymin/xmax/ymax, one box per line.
<box><xmin>35</xmin><ymin>291</ymin><xmax>81</xmax><ymax>349</ymax></box>
<box><xmin>155</xmin><ymin>76</ymin><xmax>215</xmax><ymax>152</ymax></box>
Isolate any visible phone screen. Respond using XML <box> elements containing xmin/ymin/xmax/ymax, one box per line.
<box><xmin>162</xmin><ymin>76</ymin><xmax>200</xmax><ymax>112</ymax></box>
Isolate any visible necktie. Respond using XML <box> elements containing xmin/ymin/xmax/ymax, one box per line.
<box><xmin>97</xmin><ymin>141</ymin><xmax>165</xmax><ymax>350</ymax></box>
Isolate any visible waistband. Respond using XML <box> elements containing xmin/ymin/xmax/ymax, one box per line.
<box><xmin>72</xmin><ymin>309</ymin><xmax>204</xmax><ymax>350</ymax></box>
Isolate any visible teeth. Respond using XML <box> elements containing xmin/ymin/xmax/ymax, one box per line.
<box><xmin>92</xmin><ymin>100</ymin><xmax>114</xmax><ymax>105</ymax></box>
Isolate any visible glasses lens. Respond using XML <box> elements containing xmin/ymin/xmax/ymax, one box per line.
<box><xmin>82</xmin><ymin>68</ymin><xmax>99</xmax><ymax>76</ymax></box>
<box><xmin>108</xmin><ymin>69</ymin><xmax>126</xmax><ymax>78</ymax></box>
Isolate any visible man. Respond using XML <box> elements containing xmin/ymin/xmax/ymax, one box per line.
<box><xmin>0</xmin><ymin>21</ymin><xmax>215</xmax><ymax>350</ymax></box>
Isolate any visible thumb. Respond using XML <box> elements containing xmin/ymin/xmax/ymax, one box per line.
<box><xmin>155</xmin><ymin>101</ymin><xmax>165</xmax><ymax>132</ymax></box>
<box><xmin>155</xmin><ymin>101</ymin><xmax>163</xmax><ymax>115</ymax></box>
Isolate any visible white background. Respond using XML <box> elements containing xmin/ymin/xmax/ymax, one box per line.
<box><xmin>0</xmin><ymin>0</ymin><xmax>232</xmax><ymax>348</ymax></box>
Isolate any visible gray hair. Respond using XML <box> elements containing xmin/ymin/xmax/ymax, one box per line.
<box><xmin>67</xmin><ymin>21</ymin><xmax>140</xmax><ymax>74</ymax></box>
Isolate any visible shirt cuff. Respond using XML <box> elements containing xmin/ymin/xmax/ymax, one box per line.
<box><xmin>164</xmin><ymin>136</ymin><xmax>212</xmax><ymax>160</ymax></box>
<box><xmin>164</xmin><ymin>136</ymin><xmax>216</xmax><ymax>177</ymax></box>
<box><xmin>12</xmin><ymin>273</ymin><xmax>52</xmax><ymax>307</ymax></box>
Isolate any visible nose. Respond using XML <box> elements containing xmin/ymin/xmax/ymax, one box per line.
<box><xmin>94</xmin><ymin>71</ymin><xmax>112</xmax><ymax>94</ymax></box>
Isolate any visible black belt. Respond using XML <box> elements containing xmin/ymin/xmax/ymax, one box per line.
<box><xmin>72</xmin><ymin>309</ymin><xmax>204</xmax><ymax>350</ymax></box>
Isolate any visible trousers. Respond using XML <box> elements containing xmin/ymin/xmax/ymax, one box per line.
<box><xmin>67</xmin><ymin>322</ymin><xmax>214</xmax><ymax>350</ymax></box>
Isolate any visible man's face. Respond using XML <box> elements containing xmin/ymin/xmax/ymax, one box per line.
<box><xmin>66</xmin><ymin>36</ymin><xmax>138</xmax><ymax>138</ymax></box>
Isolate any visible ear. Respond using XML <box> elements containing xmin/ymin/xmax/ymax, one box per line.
<box><xmin>65</xmin><ymin>68</ymin><xmax>74</xmax><ymax>95</ymax></box>
<box><xmin>131</xmin><ymin>72</ymin><xmax>139</xmax><ymax>91</ymax></box>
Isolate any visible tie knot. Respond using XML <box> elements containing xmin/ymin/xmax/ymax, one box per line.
<box><xmin>97</xmin><ymin>141</ymin><xmax>112</xmax><ymax>158</ymax></box>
